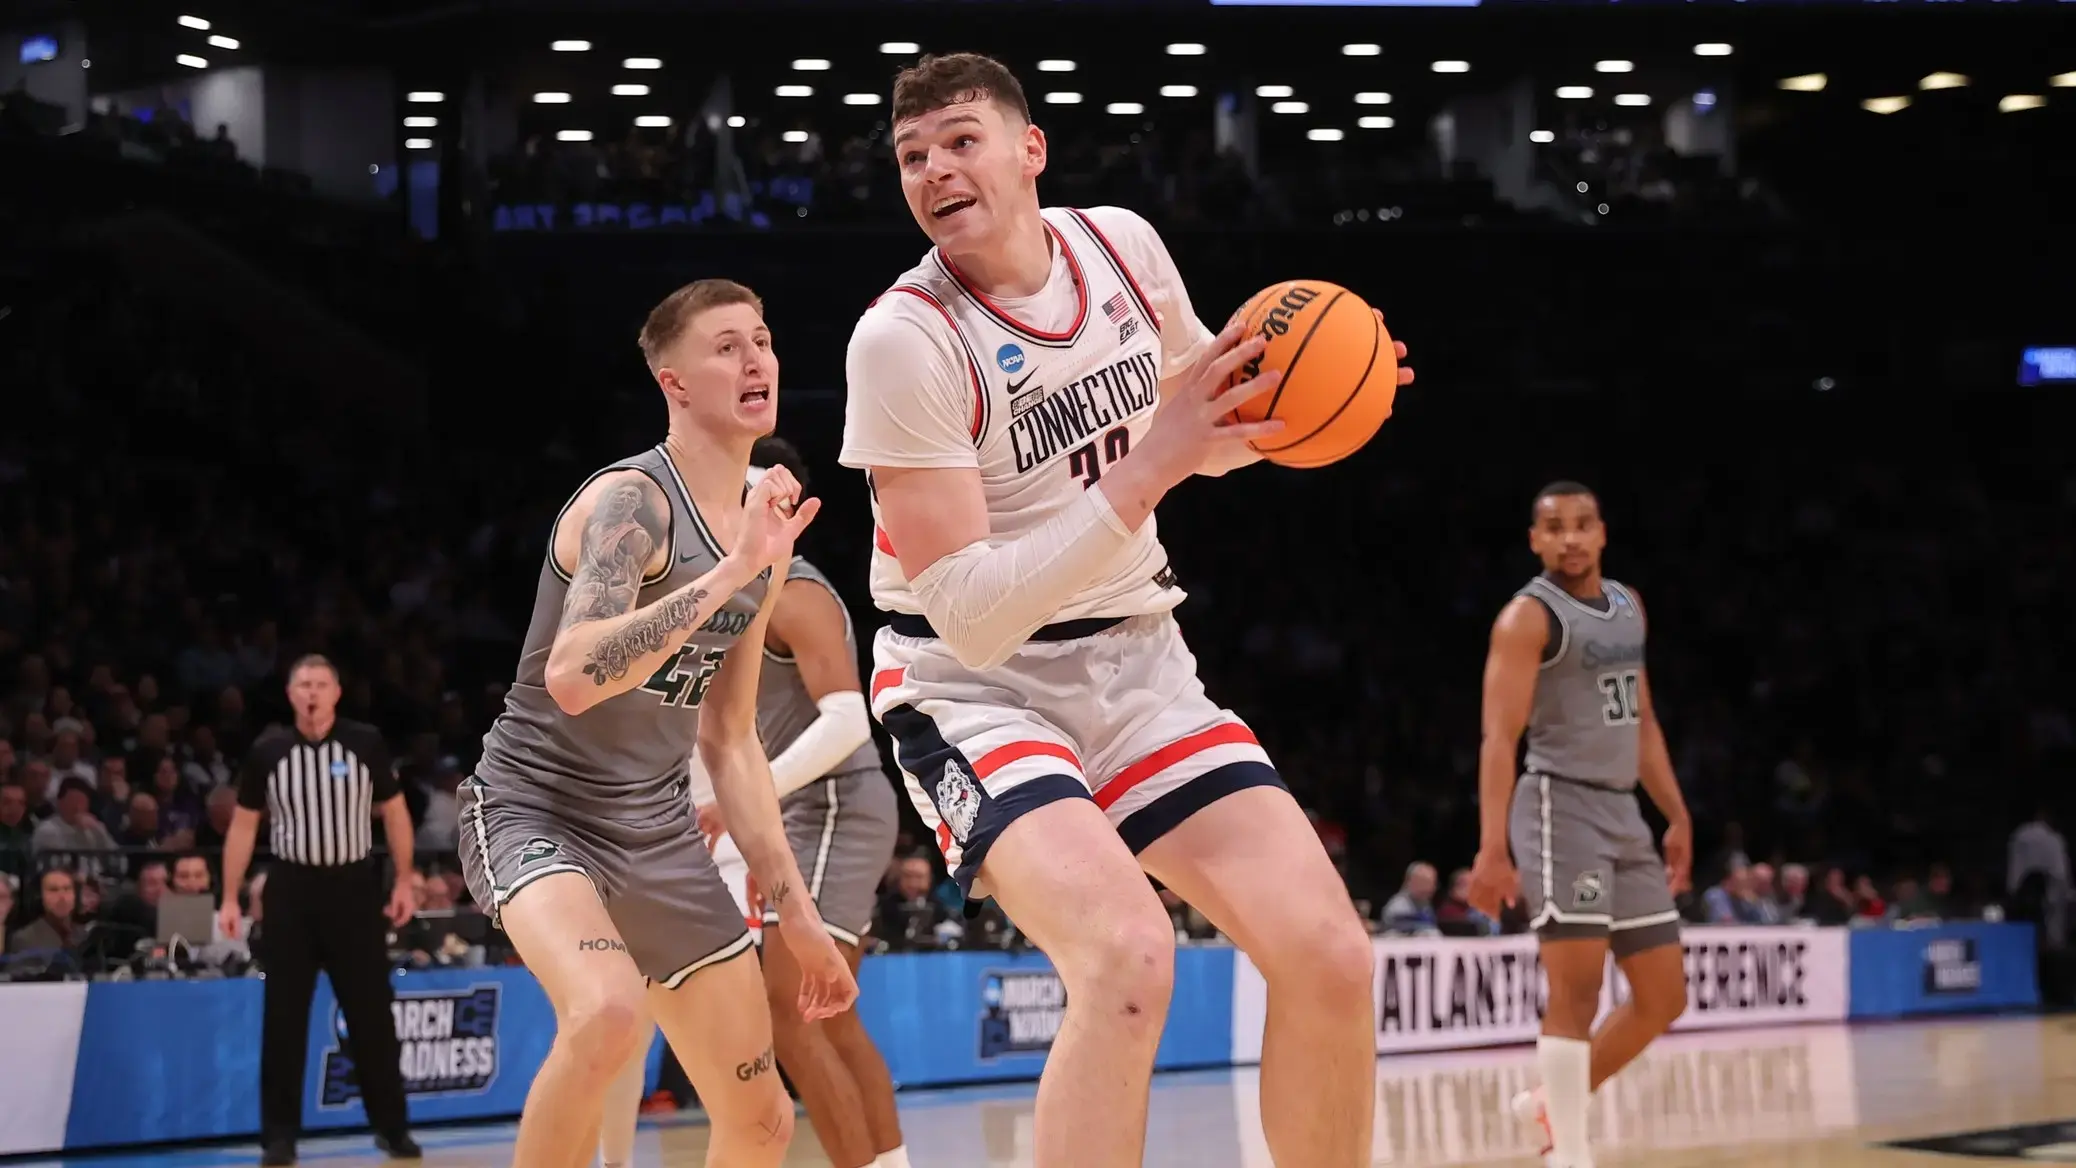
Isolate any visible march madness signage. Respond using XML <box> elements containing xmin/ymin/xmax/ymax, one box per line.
<box><xmin>979</xmin><ymin>968</ymin><xmax>1066</xmax><ymax>1060</ymax></box>
<box><xmin>319</xmin><ymin>984</ymin><xmax>502</xmax><ymax>1108</ymax></box>
<box><xmin>1229</xmin><ymin>927</ymin><xmax>1851</xmax><ymax>1062</ymax></box>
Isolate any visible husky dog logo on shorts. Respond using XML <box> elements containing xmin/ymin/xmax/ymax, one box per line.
<box><xmin>937</xmin><ymin>760</ymin><xmax>982</xmax><ymax>844</ymax></box>
<box><xmin>1572</xmin><ymin>869</ymin><xmax>1607</xmax><ymax>910</ymax></box>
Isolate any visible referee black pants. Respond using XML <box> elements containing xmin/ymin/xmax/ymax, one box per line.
<box><xmin>259</xmin><ymin>860</ymin><xmax>409</xmax><ymax>1142</ymax></box>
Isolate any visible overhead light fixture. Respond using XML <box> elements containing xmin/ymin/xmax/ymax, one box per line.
<box><xmin>1256</xmin><ymin>84</ymin><xmax>1294</xmax><ymax>98</ymax></box>
<box><xmin>1556</xmin><ymin>86</ymin><xmax>1593</xmax><ymax>99</ymax></box>
<box><xmin>1694</xmin><ymin>43</ymin><xmax>1733</xmax><ymax>57</ymax></box>
<box><xmin>1308</xmin><ymin>127</ymin><xmax>1346</xmax><ymax>141</ymax></box>
<box><xmin>1778</xmin><ymin>73</ymin><xmax>1828</xmax><ymax>92</ymax></box>
<box><xmin>1356</xmin><ymin>92</ymin><xmax>1391</xmax><ymax>105</ymax></box>
<box><xmin>793</xmin><ymin>59</ymin><xmax>831</xmax><ymax>71</ymax></box>
<box><xmin>176</xmin><ymin>54</ymin><xmax>207</xmax><ymax>69</ymax></box>
<box><xmin>1358</xmin><ymin>116</ymin><xmax>1395</xmax><ymax>129</ymax></box>
<box><xmin>611</xmin><ymin>84</ymin><xmax>650</xmax><ymax>96</ymax></box>
<box><xmin>1167</xmin><ymin>43</ymin><xmax>1206</xmax><ymax>56</ymax></box>
<box><xmin>1920</xmin><ymin>72</ymin><xmax>1969</xmax><ymax>90</ymax></box>
<box><xmin>2052</xmin><ymin>72</ymin><xmax>2076</xmax><ymax>88</ymax></box>
<box><xmin>1343</xmin><ymin>44</ymin><xmax>1380</xmax><ymax>57</ymax></box>
<box><xmin>207</xmin><ymin>35</ymin><xmax>239</xmax><ymax>50</ymax></box>
<box><xmin>1271</xmin><ymin>100</ymin><xmax>1308</xmax><ymax>114</ymax></box>
<box><xmin>1595</xmin><ymin>60</ymin><xmax>1633</xmax><ymax>73</ymax></box>
<box><xmin>1999</xmin><ymin>94</ymin><xmax>2045</xmax><ymax>112</ymax></box>
<box><xmin>1045</xmin><ymin>91</ymin><xmax>1083</xmax><ymax>104</ymax></box>
<box><xmin>556</xmin><ymin>129</ymin><xmax>594</xmax><ymax>141</ymax></box>
<box><xmin>782</xmin><ymin>129</ymin><xmax>809</xmax><ymax>143</ymax></box>
<box><xmin>551</xmin><ymin>40</ymin><xmax>591</xmax><ymax>52</ymax></box>
<box><xmin>622</xmin><ymin>57</ymin><xmax>662</xmax><ymax>69</ymax></box>
<box><xmin>1530</xmin><ymin>129</ymin><xmax>1555</xmax><ymax>143</ymax></box>
<box><xmin>775</xmin><ymin>84</ymin><xmax>812</xmax><ymax>97</ymax></box>
<box><xmin>1432</xmin><ymin>60</ymin><xmax>1470</xmax><ymax>73</ymax></box>
<box><xmin>1161</xmin><ymin>84</ymin><xmax>1198</xmax><ymax>97</ymax></box>
<box><xmin>880</xmin><ymin>41</ymin><xmax>918</xmax><ymax>54</ymax></box>
<box><xmin>533</xmin><ymin>92</ymin><xmax>572</xmax><ymax>104</ymax></box>
<box><xmin>1107</xmin><ymin>102</ymin><xmax>1144</xmax><ymax>115</ymax></box>
<box><xmin>1861</xmin><ymin>96</ymin><xmax>1910</xmax><ymax>114</ymax></box>
<box><xmin>405</xmin><ymin>137</ymin><xmax>433</xmax><ymax>150</ymax></box>
<box><xmin>403</xmin><ymin>116</ymin><xmax>437</xmax><ymax>128</ymax></box>
<box><xmin>844</xmin><ymin>92</ymin><xmax>880</xmax><ymax>106</ymax></box>
<box><xmin>1614</xmin><ymin>93</ymin><xmax>1650</xmax><ymax>107</ymax></box>
<box><xmin>727</xmin><ymin>114</ymin><xmax>746</xmax><ymax>127</ymax></box>
<box><xmin>177</xmin><ymin>15</ymin><xmax>210</xmax><ymax>30</ymax></box>
<box><xmin>635</xmin><ymin>115</ymin><xmax>672</xmax><ymax>127</ymax></box>
<box><xmin>1038</xmin><ymin>60</ymin><xmax>1076</xmax><ymax>72</ymax></box>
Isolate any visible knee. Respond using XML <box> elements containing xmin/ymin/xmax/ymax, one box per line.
<box><xmin>1273</xmin><ymin>913</ymin><xmax>1375</xmax><ymax>1012</ymax></box>
<box><xmin>1632</xmin><ymin>970</ymin><xmax>1687</xmax><ymax>1029</ymax></box>
<box><xmin>714</xmin><ymin>1086</ymin><xmax>795</xmax><ymax>1155</ymax></box>
<box><xmin>557</xmin><ymin>989</ymin><xmax>647</xmax><ymax>1077</ymax></box>
<box><xmin>1057</xmin><ymin>906</ymin><xmax>1176</xmax><ymax>1033</ymax></box>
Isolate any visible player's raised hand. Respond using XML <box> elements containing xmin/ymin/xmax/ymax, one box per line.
<box><xmin>1138</xmin><ymin>317</ymin><xmax>1286</xmax><ymax>489</ymax></box>
<box><xmin>1373</xmin><ymin>308</ymin><xmax>1417</xmax><ymax>387</ymax></box>
<box><xmin>735</xmin><ymin>465</ymin><xmax>820</xmax><ymax>571</ymax></box>
<box><xmin>1466</xmin><ymin>846</ymin><xmax>1520</xmax><ymax>920</ymax></box>
<box><xmin>776</xmin><ymin>904</ymin><xmax>860</xmax><ymax>1022</ymax></box>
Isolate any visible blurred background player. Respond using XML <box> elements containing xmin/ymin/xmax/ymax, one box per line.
<box><xmin>840</xmin><ymin>53</ymin><xmax>1412</xmax><ymax>1167</ymax></box>
<box><xmin>456</xmin><ymin>279</ymin><xmax>852</xmax><ymax>1168</ymax></box>
<box><xmin>600</xmin><ymin>435</ymin><xmax>909</xmax><ymax>1168</ymax></box>
<box><xmin>1468</xmin><ymin>481</ymin><xmax>1694</xmax><ymax>1168</ymax></box>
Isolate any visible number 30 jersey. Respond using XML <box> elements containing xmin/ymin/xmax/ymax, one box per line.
<box><xmin>1520</xmin><ymin>574</ymin><xmax>1647</xmax><ymax>792</ymax></box>
<box><xmin>474</xmin><ymin>444</ymin><xmax>769</xmax><ymax>817</ymax></box>
<box><xmin>839</xmin><ymin>205</ymin><xmax>1217</xmax><ymax>625</ymax></box>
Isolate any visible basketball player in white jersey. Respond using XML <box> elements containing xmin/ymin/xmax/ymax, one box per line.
<box><xmin>598</xmin><ymin>437</ymin><xmax>911</xmax><ymax>1168</ymax></box>
<box><xmin>459</xmin><ymin>279</ymin><xmax>856</xmax><ymax>1168</ymax></box>
<box><xmin>840</xmin><ymin>53</ymin><xmax>1416</xmax><ymax>1166</ymax></box>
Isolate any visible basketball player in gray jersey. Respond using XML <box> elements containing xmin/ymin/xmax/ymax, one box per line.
<box><xmin>599</xmin><ymin>436</ymin><xmax>910</xmax><ymax>1168</ymax></box>
<box><xmin>1468</xmin><ymin>481</ymin><xmax>1694</xmax><ymax>1168</ymax></box>
<box><xmin>457</xmin><ymin>279</ymin><xmax>855</xmax><ymax>1168</ymax></box>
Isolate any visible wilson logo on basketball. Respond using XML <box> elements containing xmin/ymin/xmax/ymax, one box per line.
<box><xmin>1238</xmin><ymin>285</ymin><xmax>1322</xmax><ymax>384</ymax></box>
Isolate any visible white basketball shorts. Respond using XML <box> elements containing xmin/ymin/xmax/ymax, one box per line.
<box><xmin>869</xmin><ymin>611</ymin><xmax>1284</xmax><ymax>899</ymax></box>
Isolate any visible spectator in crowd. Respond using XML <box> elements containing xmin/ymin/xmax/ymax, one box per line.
<box><xmin>1852</xmin><ymin>875</ymin><xmax>1888</xmax><ymax>921</ymax></box>
<box><xmin>9</xmin><ymin>866</ymin><xmax>79</xmax><ymax>953</ymax></box>
<box><xmin>877</xmin><ymin>853</ymin><xmax>951</xmax><ymax>949</ymax></box>
<box><xmin>1435</xmin><ymin>867</ymin><xmax>1500</xmax><ymax>936</ymax></box>
<box><xmin>32</xmin><ymin>777</ymin><xmax>118</xmax><ymax>879</ymax></box>
<box><xmin>1899</xmin><ymin>864</ymin><xmax>1959</xmax><ymax>921</ymax></box>
<box><xmin>103</xmin><ymin>859</ymin><xmax>169</xmax><ymax>935</ymax></box>
<box><xmin>45</xmin><ymin>730</ymin><xmax>94</xmax><ymax>787</ymax></box>
<box><xmin>195</xmin><ymin>786</ymin><xmax>238</xmax><ymax>850</ymax></box>
<box><xmin>17</xmin><ymin>759</ymin><xmax>54</xmax><ymax>821</ymax></box>
<box><xmin>0</xmin><ymin>782</ymin><xmax>31</xmax><ymax>884</ymax></box>
<box><xmin>1703</xmin><ymin>863</ymin><xmax>1766</xmax><ymax>925</ymax></box>
<box><xmin>1808</xmin><ymin>867</ymin><xmax>1857</xmax><ymax>927</ymax></box>
<box><xmin>1777</xmin><ymin>863</ymin><xmax>1810</xmax><ymax>921</ymax></box>
<box><xmin>1381</xmin><ymin>862</ymin><xmax>1440</xmax><ymax>935</ymax></box>
<box><xmin>94</xmin><ymin>756</ymin><xmax>129</xmax><ymax>832</ymax></box>
<box><xmin>1748</xmin><ymin>863</ymin><xmax>1785</xmax><ymax>924</ymax></box>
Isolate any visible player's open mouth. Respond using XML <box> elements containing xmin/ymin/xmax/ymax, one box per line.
<box><xmin>932</xmin><ymin>197</ymin><xmax>976</xmax><ymax>220</ymax></box>
<box><xmin>740</xmin><ymin>387</ymin><xmax>770</xmax><ymax>404</ymax></box>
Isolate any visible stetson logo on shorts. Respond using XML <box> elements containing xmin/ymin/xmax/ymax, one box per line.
<box><xmin>519</xmin><ymin>837</ymin><xmax>560</xmax><ymax>867</ymax></box>
<box><xmin>1572</xmin><ymin>869</ymin><xmax>1607</xmax><ymax>910</ymax></box>
<box><xmin>936</xmin><ymin>760</ymin><xmax>982</xmax><ymax>844</ymax></box>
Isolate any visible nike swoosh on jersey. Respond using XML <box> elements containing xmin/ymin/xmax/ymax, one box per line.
<box><xmin>1006</xmin><ymin>370</ymin><xmax>1037</xmax><ymax>394</ymax></box>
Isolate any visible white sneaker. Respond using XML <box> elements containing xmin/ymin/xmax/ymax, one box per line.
<box><xmin>1511</xmin><ymin>1086</ymin><xmax>1551</xmax><ymax>1157</ymax></box>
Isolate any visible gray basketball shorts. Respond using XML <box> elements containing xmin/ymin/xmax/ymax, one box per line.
<box><xmin>1508</xmin><ymin>772</ymin><xmax>1682</xmax><ymax>958</ymax></box>
<box><xmin>456</xmin><ymin>775</ymin><xmax>753</xmax><ymax>988</ymax></box>
<box><xmin>740</xmin><ymin>768</ymin><xmax>900</xmax><ymax>945</ymax></box>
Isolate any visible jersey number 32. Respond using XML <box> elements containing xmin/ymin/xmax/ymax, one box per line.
<box><xmin>643</xmin><ymin>646</ymin><xmax>727</xmax><ymax>709</ymax></box>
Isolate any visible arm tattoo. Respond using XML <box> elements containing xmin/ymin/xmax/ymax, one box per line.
<box><xmin>581</xmin><ymin>587</ymin><xmax>711</xmax><ymax>686</ymax></box>
<box><xmin>560</xmin><ymin>482</ymin><xmax>662</xmax><ymax>632</ymax></box>
<box><xmin>767</xmin><ymin>880</ymin><xmax>791</xmax><ymax>909</ymax></box>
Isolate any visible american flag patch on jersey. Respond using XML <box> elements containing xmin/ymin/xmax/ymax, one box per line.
<box><xmin>1102</xmin><ymin>292</ymin><xmax>1132</xmax><ymax>323</ymax></box>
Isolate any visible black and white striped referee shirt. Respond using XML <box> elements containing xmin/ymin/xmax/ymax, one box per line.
<box><xmin>236</xmin><ymin>720</ymin><xmax>399</xmax><ymax>867</ymax></box>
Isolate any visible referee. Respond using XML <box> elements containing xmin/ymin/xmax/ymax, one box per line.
<box><xmin>218</xmin><ymin>655</ymin><xmax>421</xmax><ymax>1166</ymax></box>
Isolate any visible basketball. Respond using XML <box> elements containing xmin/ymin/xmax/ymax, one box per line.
<box><xmin>1224</xmin><ymin>280</ymin><xmax>1398</xmax><ymax>468</ymax></box>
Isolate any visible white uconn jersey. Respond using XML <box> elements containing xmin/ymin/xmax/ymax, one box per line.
<box><xmin>839</xmin><ymin>205</ymin><xmax>1217</xmax><ymax>624</ymax></box>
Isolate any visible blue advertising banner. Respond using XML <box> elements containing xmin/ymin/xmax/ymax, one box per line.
<box><xmin>1847</xmin><ymin>922</ymin><xmax>2039</xmax><ymax>1020</ymax></box>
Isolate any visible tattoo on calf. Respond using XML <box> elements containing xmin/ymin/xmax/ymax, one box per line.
<box><xmin>735</xmin><ymin>1045</ymin><xmax>775</xmax><ymax>1081</ymax></box>
<box><xmin>581</xmin><ymin>586</ymin><xmax>712</xmax><ymax>686</ymax></box>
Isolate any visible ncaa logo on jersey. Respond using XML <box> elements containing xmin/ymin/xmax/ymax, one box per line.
<box><xmin>330</xmin><ymin>759</ymin><xmax>349</xmax><ymax>778</ymax></box>
<box><xmin>995</xmin><ymin>343</ymin><xmax>1026</xmax><ymax>375</ymax></box>
<box><xmin>936</xmin><ymin>759</ymin><xmax>982</xmax><ymax>844</ymax></box>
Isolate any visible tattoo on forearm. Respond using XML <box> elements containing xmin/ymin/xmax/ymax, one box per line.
<box><xmin>767</xmin><ymin>880</ymin><xmax>791</xmax><ymax>909</ymax></box>
<box><xmin>560</xmin><ymin>482</ymin><xmax>662</xmax><ymax>632</ymax></box>
<box><xmin>735</xmin><ymin>1045</ymin><xmax>775</xmax><ymax>1081</ymax></box>
<box><xmin>581</xmin><ymin>586</ymin><xmax>712</xmax><ymax>686</ymax></box>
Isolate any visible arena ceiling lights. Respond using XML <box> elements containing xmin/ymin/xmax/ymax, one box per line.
<box><xmin>1920</xmin><ymin>72</ymin><xmax>1969</xmax><ymax>90</ymax></box>
<box><xmin>1431</xmin><ymin>61</ymin><xmax>1470</xmax><ymax>74</ymax></box>
<box><xmin>1999</xmin><ymin>94</ymin><xmax>2045</xmax><ymax>111</ymax></box>
<box><xmin>611</xmin><ymin>83</ymin><xmax>649</xmax><ymax>96</ymax></box>
<box><xmin>551</xmin><ymin>40</ymin><xmax>590</xmax><ymax>52</ymax></box>
<box><xmin>1342</xmin><ymin>44</ymin><xmax>1380</xmax><ymax>57</ymax></box>
<box><xmin>1161</xmin><ymin>84</ymin><xmax>1198</xmax><ymax>97</ymax></box>
<box><xmin>1694</xmin><ymin>43</ymin><xmax>1733</xmax><ymax>57</ymax></box>
<box><xmin>1166</xmin><ymin>43</ymin><xmax>1206</xmax><ymax>56</ymax></box>
<box><xmin>622</xmin><ymin>57</ymin><xmax>662</xmax><ymax>69</ymax></box>
<box><xmin>880</xmin><ymin>42</ymin><xmax>919</xmax><ymax>54</ymax></box>
<box><xmin>177</xmin><ymin>15</ymin><xmax>209</xmax><ymax>29</ymax></box>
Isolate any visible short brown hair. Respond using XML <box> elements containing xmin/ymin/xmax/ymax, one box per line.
<box><xmin>891</xmin><ymin>53</ymin><xmax>1029</xmax><ymax>127</ymax></box>
<box><xmin>290</xmin><ymin>653</ymin><xmax>337</xmax><ymax>679</ymax></box>
<box><xmin>638</xmin><ymin>279</ymin><xmax>764</xmax><ymax>367</ymax></box>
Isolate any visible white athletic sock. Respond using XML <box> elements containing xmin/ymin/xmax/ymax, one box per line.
<box><xmin>876</xmin><ymin>1147</ymin><xmax>912</xmax><ymax>1168</ymax></box>
<box><xmin>1537</xmin><ymin>1035</ymin><xmax>1594</xmax><ymax>1168</ymax></box>
<box><xmin>598</xmin><ymin>1037</ymin><xmax>648</xmax><ymax>1168</ymax></box>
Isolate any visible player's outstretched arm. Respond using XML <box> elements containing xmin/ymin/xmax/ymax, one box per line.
<box><xmin>543</xmin><ymin>469</ymin><xmax>759</xmax><ymax>716</ymax></box>
<box><xmin>1468</xmin><ymin>596</ymin><xmax>1546</xmax><ymax>915</ymax></box>
<box><xmin>763</xmin><ymin>580</ymin><xmax>872</xmax><ymax>800</ymax></box>
<box><xmin>1626</xmin><ymin>589</ymin><xmax>1693</xmax><ymax>893</ymax></box>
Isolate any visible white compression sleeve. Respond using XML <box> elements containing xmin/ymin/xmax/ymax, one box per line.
<box><xmin>906</xmin><ymin>484</ymin><xmax>1134</xmax><ymax>671</ymax></box>
<box><xmin>769</xmin><ymin>690</ymin><xmax>872</xmax><ymax>799</ymax></box>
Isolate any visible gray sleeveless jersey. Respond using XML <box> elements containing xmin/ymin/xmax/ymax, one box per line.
<box><xmin>1519</xmin><ymin>575</ymin><xmax>1646</xmax><ymax>791</ymax></box>
<box><xmin>474</xmin><ymin>445</ymin><xmax>769</xmax><ymax>817</ymax></box>
<box><xmin>756</xmin><ymin>556</ymin><xmax>882</xmax><ymax>783</ymax></box>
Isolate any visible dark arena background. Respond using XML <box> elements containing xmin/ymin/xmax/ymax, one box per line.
<box><xmin>2</xmin><ymin>0</ymin><xmax>2075</xmax><ymax>1164</ymax></box>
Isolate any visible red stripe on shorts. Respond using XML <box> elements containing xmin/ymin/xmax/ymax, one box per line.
<box><xmin>1094</xmin><ymin>722</ymin><xmax>1260</xmax><ymax>811</ymax></box>
<box><xmin>870</xmin><ymin>668</ymin><xmax>906</xmax><ymax>703</ymax></box>
<box><xmin>973</xmin><ymin>740</ymin><xmax>1083</xmax><ymax>779</ymax></box>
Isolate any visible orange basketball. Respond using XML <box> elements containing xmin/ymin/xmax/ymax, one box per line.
<box><xmin>1224</xmin><ymin>280</ymin><xmax>1398</xmax><ymax>468</ymax></box>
